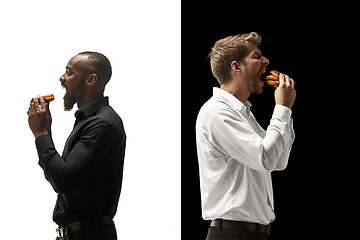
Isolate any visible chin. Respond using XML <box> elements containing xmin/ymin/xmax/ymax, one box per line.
<box><xmin>249</xmin><ymin>84</ymin><xmax>264</xmax><ymax>95</ymax></box>
<box><xmin>64</xmin><ymin>96</ymin><xmax>76</xmax><ymax>111</ymax></box>
<box><xmin>64</xmin><ymin>102</ymin><xmax>74</xmax><ymax>111</ymax></box>
<box><xmin>256</xmin><ymin>87</ymin><xmax>264</xmax><ymax>94</ymax></box>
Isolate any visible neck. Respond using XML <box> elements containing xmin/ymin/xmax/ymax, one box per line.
<box><xmin>220</xmin><ymin>82</ymin><xmax>250</xmax><ymax>104</ymax></box>
<box><xmin>77</xmin><ymin>93</ymin><xmax>104</xmax><ymax>109</ymax></box>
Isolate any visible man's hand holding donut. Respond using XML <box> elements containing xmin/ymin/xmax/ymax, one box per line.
<box><xmin>27</xmin><ymin>96</ymin><xmax>52</xmax><ymax>138</ymax></box>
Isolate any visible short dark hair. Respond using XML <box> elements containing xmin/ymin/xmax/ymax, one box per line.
<box><xmin>78</xmin><ymin>51</ymin><xmax>112</xmax><ymax>83</ymax></box>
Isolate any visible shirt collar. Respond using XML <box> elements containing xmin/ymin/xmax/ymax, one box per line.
<box><xmin>213</xmin><ymin>87</ymin><xmax>252</xmax><ymax>115</ymax></box>
<box><xmin>75</xmin><ymin>96</ymin><xmax>109</xmax><ymax>120</ymax></box>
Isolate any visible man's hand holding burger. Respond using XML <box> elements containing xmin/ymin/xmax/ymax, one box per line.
<box><xmin>274</xmin><ymin>72</ymin><xmax>296</xmax><ymax>109</ymax></box>
<box><xmin>266</xmin><ymin>70</ymin><xmax>296</xmax><ymax>109</ymax></box>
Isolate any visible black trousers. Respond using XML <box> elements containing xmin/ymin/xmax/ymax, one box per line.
<box><xmin>56</xmin><ymin>222</ymin><xmax>117</xmax><ymax>240</ymax></box>
<box><xmin>206</xmin><ymin>227</ymin><xmax>268</xmax><ymax>240</ymax></box>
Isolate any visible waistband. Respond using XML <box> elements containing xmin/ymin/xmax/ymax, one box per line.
<box><xmin>56</xmin><ymin>216</ymin><xmax>113</xmax><ymax>238</ymax></box>
<box><xmin>210</xmin><ymin>219</ymin><xmax>271</xmax><ymax>236</ymax></box>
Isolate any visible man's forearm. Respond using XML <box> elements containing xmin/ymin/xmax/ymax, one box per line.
<box><xmin>35</xmin><ymin>134</ymin><xmax>65</xmax><ymax>193</ymax></box>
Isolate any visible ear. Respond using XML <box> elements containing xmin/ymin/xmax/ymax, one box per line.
<box><xmin>86</xmin><ymin>74</ymin><xmax>98</xmax><ymax>86</ymax></box>
<box><xmin>230</xmin><ymin>61</ymin><xmax>242</xmax><ymax>72</ymax></box>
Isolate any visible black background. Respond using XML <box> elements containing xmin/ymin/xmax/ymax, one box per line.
<box><xmin>182</xmin><ymin>2</ymin><xmax>357</xmax><ymax>239</ymax></box>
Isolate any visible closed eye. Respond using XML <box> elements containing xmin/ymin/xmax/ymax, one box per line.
<box><xmin>66</xmin><ymin>67</ymin><xmax>73</xmax><ymax>76</ymax></box>
<box><xmin>253</xmin><ymin>52</ymin><xmax>262</xmax><ymax>59</ymax></box>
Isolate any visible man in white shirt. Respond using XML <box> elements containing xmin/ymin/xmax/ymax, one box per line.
<box><xmin>196</xmin><ymin>32</ymin><xmax>296</xmax><ymax>240</ymax></box>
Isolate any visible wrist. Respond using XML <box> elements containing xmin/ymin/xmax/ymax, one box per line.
<box><xmin>34</xmin><ymin>131</ymin><xmax>49</xmax><ymax>139</ymax></box>
<box><xmin>273</xmin><ymin>105</ymin><xmax>292</xmax><ymax>122</ymax></box>
<box><xmin>275</xmin><ymin>103</ymin><xmax>292</xmax><ymax>110</ymax></box>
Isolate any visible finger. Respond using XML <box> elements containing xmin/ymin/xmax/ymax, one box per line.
<box><xmin>46</xmin><ymin>102</ymin><xmax>50</xmax><ymax>112</ymax></box>
<box><xmin>39</xmin><ymin>97</ymin><xmax>46</xmax><ymax>110</ymax></box>
<box><xmin>29</xmin><ymin>104</ymin><xmax>35</xmax><ymax>115</ymax></box>
<box><xmin>30</xmin><ymin>100</ymin><xmax>35</xmax><ymax>111</ymax></box>
<box><xmin>45</xmin><ymin>102</ymin><xmax>52</xmax><ymax>117</ymax></box>
<box><xmin>279</xmin><ymin>73</ymin><xmax>287</xmax><ymax>85</ymax></box>
<box><xmin>33</xmin><ymin>98</ymin><xmax>40</xmax><ymax>112</ymax></box>
<box><xmin>283</xmin><ymin>74</ymin><xmax>291</xmax><ymax>85</ymax></box>
<box><xmin>290</xmin><ymin>78</ymin><xmax>295</xmax><ymax>88</ymax></box>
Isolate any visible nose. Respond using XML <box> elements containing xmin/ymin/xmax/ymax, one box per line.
<box><xmin>263</xmin><ymin>56</ymin><xmax>270</xmax><ymax>66</ymax></box>
<box><xmin>60</xmin><ymin>74</ymin><xmax>66</xmax><ymax>83</ymax></box>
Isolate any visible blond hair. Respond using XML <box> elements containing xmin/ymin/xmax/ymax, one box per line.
<box><xmin>208</xmin><ymin>32</ymin><xmax>261</xmax><ymax>85</ymax></box>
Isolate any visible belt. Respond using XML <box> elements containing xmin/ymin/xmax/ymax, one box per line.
<box><xmin>211</xmin><ymin>219</ymin><xmax>271</xmax><ymax>236</ymax></box>
<box><xmin>56</xmin><ymin>216</ymin><xmax>113</xmax><ymax>238</ymax></box>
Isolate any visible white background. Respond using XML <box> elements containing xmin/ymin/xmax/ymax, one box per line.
<box><xmin>0</xmin><ymin>0</ymin><xmax>180</xmax><ymax>239</ymax></box>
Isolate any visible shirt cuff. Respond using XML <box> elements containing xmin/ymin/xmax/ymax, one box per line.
<box><xmin>272</xmin><ymin>105</ymin><xmax>292</xmax><ymax>122</ymax></box>
<box><xmin>35</xmin><ymin>134</ymin><xmax>54</xmax><ymax>153</ymax></box>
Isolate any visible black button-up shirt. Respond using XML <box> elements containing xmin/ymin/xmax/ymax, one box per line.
<box><xmin>35</xmin><ymin>97</ymin><xmax>126</xmax><ymax>226</ymax></box>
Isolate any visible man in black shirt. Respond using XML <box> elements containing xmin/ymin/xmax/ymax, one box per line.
<box><xmin>27</xmin><ymin>52</ymin><xmax>126</xmax><ymax>240</ymax></box>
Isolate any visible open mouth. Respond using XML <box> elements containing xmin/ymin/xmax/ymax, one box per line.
<box><xmin>61</xmin><ymin>84</ymin><xmax>68</xmax><ymax>99</ymax></box>
<box><xmin>260</xmin><ymin>72</ymin><xmax>265</xmax><ymax>82</ymax></box>
<box><xmin>259</xmin><ymin>69</ymin><xmax>267</xmax><ymax>83</ymax></box>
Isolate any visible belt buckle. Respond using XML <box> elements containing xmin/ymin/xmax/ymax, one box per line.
<box><xmin>56</xmin><ymin>226</ymin><xmax>69</xmax><ymax>238</ymax></box>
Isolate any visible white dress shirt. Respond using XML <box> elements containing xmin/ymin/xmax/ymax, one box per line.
<box><xmin>196</xmin><ymin>87</ymin><xmax>295</xmax><ymax>225</ymax></box>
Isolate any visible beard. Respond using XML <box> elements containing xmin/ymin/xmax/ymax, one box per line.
<box><xmin>64</xmin><ymin>93</ymin><xmax>76</xmax><ymax>111</ymax></box>
<box><xmin>63</xmin><ymin>82</ymin><xmax>82</xmax><ymax>111</ymax></box>
<box><xmin>246</xmin><ymin>74</ymin><xmax>264</xmax><ymax>94</ymax></box>
<box><xmin>63</xmin><ymin>77</ymin><xmax>84</xmax><ymax>111</ymax></box>
<box><xmin>252</xmin><ymin>81</ymin><xmax>264</xmax><ymax>94</ymax></box>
